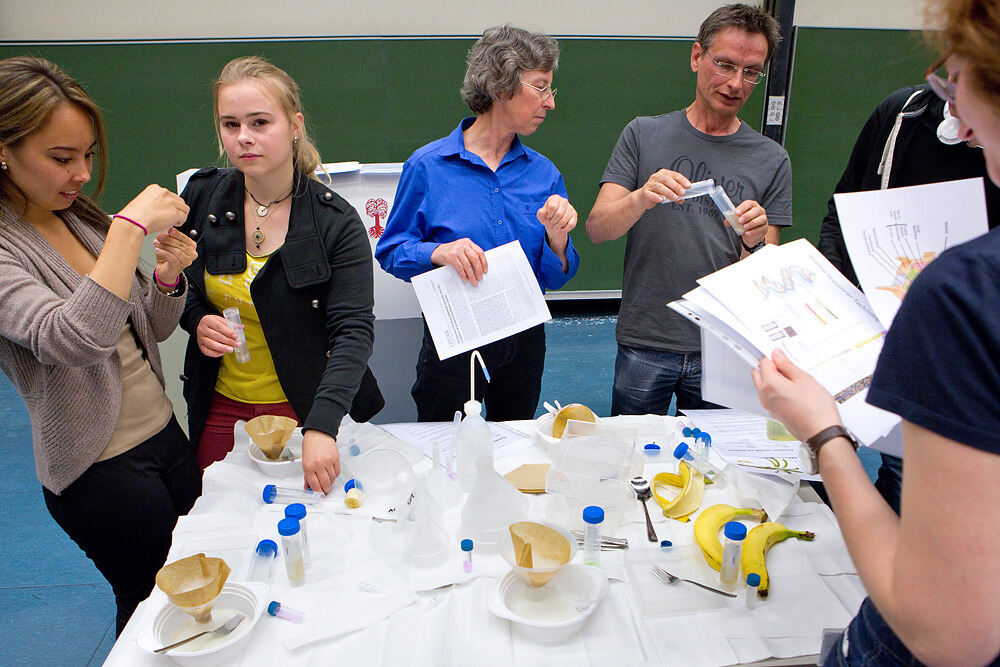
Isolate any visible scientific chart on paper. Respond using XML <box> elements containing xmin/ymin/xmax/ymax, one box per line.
<box><xmin>411</xmin><ymin>241</ymin><xmax>551</xmax><ymax>360</ymax></box>
<box><xmin>834</xmin><ymin>177</ymin><xmax>989</xmax><ymax>329</ymax></box>
<box><xmin>675</xmin><ymin>240</ymin><xmax>898</xmax><ymax>444</ymax></box>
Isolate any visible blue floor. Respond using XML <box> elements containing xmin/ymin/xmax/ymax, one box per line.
<box><xmin>0</xmin><ymin>308</ymin><xmax>878</xmax><ymax>666</ymax></box>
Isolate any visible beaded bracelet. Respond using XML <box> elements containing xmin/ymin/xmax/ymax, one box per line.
<box><xmin>112</xmin><ymin>213</ymin><xmax>147</xmax><ymax>236</ymax></box>
<box><xmin>153</xmin><ymin>270</ymin><xmax>181</xmax><ymax>290</ymax></box>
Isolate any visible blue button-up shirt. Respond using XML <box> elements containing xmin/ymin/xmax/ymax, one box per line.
<box><xmin>375</xmin><ymin>118</ymin><xmax>580</xmax><ymax>292</ymax></box>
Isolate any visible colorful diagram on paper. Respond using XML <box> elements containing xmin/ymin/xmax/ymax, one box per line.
<box><xmin>864</xmin><ymin>222</ymin><xmax>941</xmax><ymax>300</ymax></box>
<box><xmin>874</xmin><ymin>251</ymin><xmax>937</xmax><ymax>299</ymax></box>
<box><xmin>753</xmin><ymin>264</ymin><xmax>841</xmax><ymax>340</ymax></box>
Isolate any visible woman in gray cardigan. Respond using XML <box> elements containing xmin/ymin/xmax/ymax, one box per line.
<box><xmin>0</xmin><ymin>57</ymin><xmax>202</xmax><ymax>635</ymax></box>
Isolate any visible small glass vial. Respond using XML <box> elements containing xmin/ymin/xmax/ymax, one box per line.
<box><xmin>284</xmin><ymin>503</ymin><xmax>311</xmax><ymax>569</ymax></box>
<box><xmin>277</xmin><ymin>517</ymin><xmax>306</xmax><ymax>587</ymax></box>
<box><xmin>745</xmin><ymin>573</ymin><xmax>761</xmax><ymax>608</ymax></box>
<box><xmin>461</xmin><ymin>539</ymin><xmax>474</xmax><ymax>573</ymax></box>
<box><xmin>262</xmin><ymin>484</ymin><xmax>321</xmax><ymax>505</ymax></box>
<box><xmin>246</xmin><ymin>539</ymin><xmax>277</xmax><ymax>583</ymax></box>
<box><xmin>720</xmin><ymin>521</ymin><xmax>747</xmax><ymax>587</ymax></box>
<box><xmin>267</xmin><ymin>601</ymin><xmax>305</xmax><ymax>623</ymax></box>
<box><xmin>673</xmin><ymin>443</ymin><xmax>725</xmax><ymax>483</ymax></box>
<box><xmin>582</xmin><ymin>505</ymin><xmax>604</xmax><ymax>567</ymax></box>
<box><xmin>222</xmin><ymin>307</ymin><xmax>250</xmax><ymax>363</ymax></box>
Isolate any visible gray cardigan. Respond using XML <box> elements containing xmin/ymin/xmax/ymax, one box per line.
<box><xmin>0</xmin><ymin>204</ymin><xmax>186</xmax><ymax>494</ymax></box>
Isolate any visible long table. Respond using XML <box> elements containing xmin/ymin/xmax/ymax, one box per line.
<box><xmin>106</xmin><ymin>415</ymin><xmax>866</xmax><ymax>666</ymax></box>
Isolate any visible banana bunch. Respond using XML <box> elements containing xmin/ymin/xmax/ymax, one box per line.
<box><xmin>742</xmin><ymin>522</ymin><xmax>815</xmax><ymax>599</ymax></box>
<box><xmin>693</xmin><ymin>504</ymin><xmax>768</xmax><ymax>570</ymax></box>
<box><xmin>652</xmin><ymin>461</ymin><xmax>704</xmax><ymax>521</ymax></box>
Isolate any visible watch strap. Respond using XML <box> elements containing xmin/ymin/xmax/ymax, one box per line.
<box><xmin>741</xmin><ymin>238</ymin><xmax>766</xmax><ymax>253</ymax></box>
<box><xmin>806</xmin><ymin>425</ymin><xmax>858</xmax><ymax>452</ymax></box>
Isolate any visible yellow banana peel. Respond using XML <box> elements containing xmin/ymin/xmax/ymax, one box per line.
<box><xmin>693</xmin><ymin>503</ymin><xmax>768</xmax><ymax>571</ymax></box>
<box><xmin>652</xmin><ymin>461</ymin><xmax>705</xmax><ymax>522</ymax></box>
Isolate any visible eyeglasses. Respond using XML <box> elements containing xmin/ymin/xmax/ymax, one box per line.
<box><xmin>925</xmin><ymin>55</ymin><xmax>956</xmax><ymax>104</ymax></box>
<box><xmin>709</xmin><ymin>54</ymin><xmax>766</xmax><ymax>85</ymax></box>
<box><xmin>519</xmin><ymin>79</ymin><xmax>558</xmax><ymax>101</ymax></box>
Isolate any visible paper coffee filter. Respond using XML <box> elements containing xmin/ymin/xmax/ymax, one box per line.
<box><xmin>245</xmin><ymin>415</ymin><xmax>297</xmax><ymax>460</ymax></box>
<box><xmin>155</xmin><ymin>553</ymin><xmax>231</xmax><ymax>619</ymax></box>
<box><xmin>506</xmin><ymin>522</ymin><xmax>572</xmax><ymax>587</ymax></box>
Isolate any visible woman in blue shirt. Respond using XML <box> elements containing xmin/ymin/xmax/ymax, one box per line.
<box><xmin>376</xmin><ymin>25</ymin><xmax>580</xmax><ymax>421</ymax></box>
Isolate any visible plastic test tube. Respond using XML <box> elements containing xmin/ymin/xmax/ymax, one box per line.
<box><xmin>222</xmin><ymin>307</ymin><xmax>250</xmax><ymax>363</ymax></box>
<box><xmin>673</xmin><ymin>443</ymin><xmax>725</xmax><ymax>483</ymax></box>
<box><xmin>720</xmin><ymin>521</ymin><xmax>747</xmax><ymax>587</ymax></box>
<box><xmin>246</xmin><ymin>539</ymin><xmax>278</xmax><ymax>583</ymax></box>
<box><xmin>277</xmin><ymin>517</ymin><xmax>306</xmax><ymax>587</ymax></box>
<box><xmin>461</xmin><ymin>539</ymin><xmax>474</xmax><ymax>573</ymax></box>
<box><xmin>284</xmin><ymin>503</ymin><xmax>312</xmax><ymax>569</ymax></box>
<box><xmin>582</xmin><ymin>506</ymin><xmax>605</xmax><ymax>567</ymax></box>
<box><xmin>682</xmin><ymin>179</ymin><xmax>716</xmax><ymax>199</ymax></box>
<box><xmin>745</xmin><ymin>573</ymin><xmax>761</xmax><ymax>608</ymax></box>
<box><xmin>709</xmin><ymin>185</ymin><xmax>745</xmax><ymax>234</ymax></box>
<box><xmin>263</xmin><ymin>484</ymin><xmax>321</xmax><ymax>505</ymax></box>
<box><xmin>267</xmin><ymin>600</ymin><xmax>305</xmax><ymax>623</ymax></box>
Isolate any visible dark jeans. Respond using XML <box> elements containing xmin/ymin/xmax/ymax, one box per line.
<box><xmin>43</xmin><ymin>416</ymin><xmax>202</xmax><ymax>636</ymax></box>
<box><xmin>611</xmin><ymin>343</ymin><xmax>721</xmax><ymax>416</ymax></box>
<box><xmin>412</xmin><ymin>323</ymin><xmax>545</xmax><ymax>422</ymax></box>
<box><xmin>821</xmin><ymin>597</ymin><xmax>926</xmax><ymax>666</ymax></box>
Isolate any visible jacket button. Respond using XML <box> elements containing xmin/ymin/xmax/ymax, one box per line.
<box><xmin>225</xmin><ymin>211</ymin><xmax>236</xmax><ymax>221</ymax></box>
<box><xmin>179</xmin><ymin>374</ymin><xmax>189</xmax><ymax>382</ymax></box>
<box><xmin>207</xmin><ymin>214</ymin><xmax>217</xmax><ymax>223</ymax></box>
<box><xmin>188</xmin><ymin>228</ymin><xmax>199</xmax><ymax>239</ymax></box>
<box><xmin>323</xmin><ymin>192</ymin><xmax>333</xmax><ymax>201</ymax></box>
<box><xmin>311</xmin><ymin>300</ymin><xmax>320</xmax><ymax>308</ymax></box>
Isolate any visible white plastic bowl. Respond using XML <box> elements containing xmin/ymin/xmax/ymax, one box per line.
<box><xmin>248</xmin><ymin>429</ymin><xmax>303</xmax><ymax>478</ymax></box>
<box><xmin>136</xmin><ymin>581</ymin><xmax>267</xmax><ymax>666</ymax></box>
<box><xmin>533</xmin><ymin>413</ymin><xmax>604</xmax><ymax>452</ymax></box>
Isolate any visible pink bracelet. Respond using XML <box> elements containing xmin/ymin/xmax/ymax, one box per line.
<box><xmin>153</xmin><ymin>270</ymin><xmax>181</xmax><ymax>289</ymax></box>
<box><xmin>112</xmin><ymin>213</ymin><xmax>147</xmax><ymax>236</ymax></box>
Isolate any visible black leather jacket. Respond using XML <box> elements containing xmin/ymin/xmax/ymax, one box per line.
<box><xmin>179</xmin><ymin>167</ymin><xmax>383</xmax><ymax>447</ymax></box>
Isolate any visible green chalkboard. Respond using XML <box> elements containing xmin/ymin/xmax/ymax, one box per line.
<box><xmin>0</xmin><ymin>37</ymin><xmax>754</xmax><ymax>292</ymax></box>
<box><xmin>783</xmin><ymin>27</ymin><xmax>936</xmax><ymax>246</ymax></box>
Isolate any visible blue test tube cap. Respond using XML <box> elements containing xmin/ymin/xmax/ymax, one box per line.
<box><xmin>262</xmin><ymin>483</ymin><xmax>277</xmax><ymax>504</ymax></box>
<box><xmin>277</xmin><ymin>517</ymin><xmax>300</xmax><ymax>536</ymax></box>
<box><xmin>582</xmin><ymin>505</ymin><xmax>605</xmax><ymax>524</ymax></box>
<box><xmin>255</xmin><ymin>539</ymin><xmax>278</xmax><ymax>558</ymax></box>
<box><xmin>644</xmin><ymin>443</ymin><xmax>661</xmax><ymax>456</ymax></box>
<box><xmin>344</xmin><ymin>478</ymin><xmax>364</xmax><ymax>493</ymax></box>
<box><xmin>692</xmin><ymin>428</ymin><xmax>701</xmax><ymax>437</ymax></box>
<box><xmin>348</xmin><ymin>443</ymin><xmax>361</xmax><ymax>457</ymax></box>
<box><xmin>460</xmin><ymin>539</ymin><xmax>474</xmax><ymax>552</ymax></box>
<box><xmin>660</xmin><ymin>540</ymin><xmax>673</xmax><ymax>550</ymax></box>
<box><xmin>266</xmin><ymin>601</ymin><xmax>282</xmax><ymax>617</ymax></box>
<box><xmin>724</xmin><ymin>521</ymin><xmax>747</xmax><ymax>541</ymax></box>
<box><xmin>682</xmin><ymin>426</ymin><xmax>693</xmax><ymax>438</ymax></box>
<box><xmin>285</xmin><ymin>503</ymin><xmax>306</xmax><ymax>521</ymax></box>
<box><xmin>673</xmin><ymin>442</ymin><xmax>691</xmax><ymax>460</ymax></box>
<box><xmin>746</xmin><ymin>573</ymin><xmax>761</xmax><ymax>587</ymax></box>
<box><xmin>696</xmin><ymin>432</ymin><xmax>713</xmax><ymax>446</ymax></box>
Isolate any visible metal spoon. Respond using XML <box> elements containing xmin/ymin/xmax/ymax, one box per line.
<box><xmin>630</xmin><ymin>476</ymin><xmax>658</xmax><ymax>542</ymax></box>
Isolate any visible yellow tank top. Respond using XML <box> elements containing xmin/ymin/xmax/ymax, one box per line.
<box><xmin>205</xmin><ymin>252</ymin><xmax>288</xmax><ymax>404</ymax></box>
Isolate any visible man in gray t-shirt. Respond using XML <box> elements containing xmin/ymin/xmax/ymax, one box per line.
<box><xmin>586</xmin><ymin>4</ymin><xmax>792</xmax><ymax>415</ymax></box>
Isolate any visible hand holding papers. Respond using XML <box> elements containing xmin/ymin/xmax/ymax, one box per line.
<box><xmin>669</xmin><ymin>239</ymin><xmax>899</xmax><ymax>446</ymax></box>
<box><xmin>411</xmin><ymin>241</ymin><xmax>551</xmax><ymax>360</ymax></box>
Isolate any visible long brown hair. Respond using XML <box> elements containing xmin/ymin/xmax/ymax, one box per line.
<box><xmin>0</xmin><ymin>56</ymin><xmax>111</xmax><ymax>230</ymax></box>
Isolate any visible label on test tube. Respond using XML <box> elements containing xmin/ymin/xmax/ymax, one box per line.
<box><xmin>720</xmin><ymin>521</ymin><xmax>747</xmax><ymax>587</ymax></box>
<box><xmin>222</xmin><ymin>307</ymin><xmax>250</xmax><ymax>363</ymax></box>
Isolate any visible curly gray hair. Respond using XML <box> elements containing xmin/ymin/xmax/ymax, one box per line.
<box><xmin>461</xmin><ymin>26</ymin><xmax>559</xmax><ymax>114</ymax></box>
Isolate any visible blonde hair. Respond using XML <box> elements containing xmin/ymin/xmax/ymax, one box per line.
<box><xmin>212</xmin><ymin>56</ymin><xmax>322</xmax><ymax>182</ymax></box>
<box><xmin>0</xmin><ymin>57</ymin><xmax>110</xmax><ymax>227</ymax></box>
<box><xmin>927</xmin><ymin>0</ymin><xmax>1000</xmax><ymax>114</ymax></box>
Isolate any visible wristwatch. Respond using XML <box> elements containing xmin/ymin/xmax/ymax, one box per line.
<box><xmin>741</xmin><ymin>238</ymin><xmax>766</xmax><ymax>253</ymax></box>
<box><xmin>799</xmin><ymin>425</ymin><xmax>859</xmax><ymax>475</ymax></box>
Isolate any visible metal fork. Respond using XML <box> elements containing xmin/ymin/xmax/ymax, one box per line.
<box><xmin>650</xmin><ymin>566</ymin><xmax>736</xmax><ymax>598</ymax></box>
<box><xmin>154</xmin><ymin>613</ymin><xmax>245</xmax><ymax>653</ymax></box>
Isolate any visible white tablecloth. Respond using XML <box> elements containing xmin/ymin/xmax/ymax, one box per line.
<box><xmin>105</xmin><ymin>415</ymin><xmax>866</xmax><ymax>666</ymax></box>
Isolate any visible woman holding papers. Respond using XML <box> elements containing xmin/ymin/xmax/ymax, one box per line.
<box><xmin>375</xmin><ymin>26</ymin><xmax>580</xmax><ymax>421</ymax></box>
<box><xmin>753</xmin><ymin>2</ymin><xmax>1000</xmax><ymax>664</ymax></box>
<box><xmin>179</xmin><ymin>56</ymin><xmax>382</xmax><ymax>493</ymax></box>
<box><xmin>0</xmin><ymin>57</ymin><xmax>200</xmax><ymax>634</ymax></box>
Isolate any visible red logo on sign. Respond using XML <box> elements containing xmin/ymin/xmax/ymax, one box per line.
<box><xmin>365</xmin><ymin>198</ymin><xmax>388</xmax><ymax>239</ymax></box>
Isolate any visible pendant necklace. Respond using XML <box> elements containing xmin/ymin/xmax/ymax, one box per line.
<box><xmin>246</xmin><ymin>185</ymin><xmax>292</xmax><ymax>250</ymax></box>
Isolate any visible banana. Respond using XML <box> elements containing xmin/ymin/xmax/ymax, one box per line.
<box><xmin>741</xmin><ymin>522</ymin><xmax>815</xmax><ymax>599</ymax></box>
<box><xmin>693</xmin><ymin>504</ymin><xmax>768</xmax><ymax>570</ymax></box>
<box><xmin>652</xmin><ymin>461</ymin><xmax>704</xmax><ymax>522</ymax></box>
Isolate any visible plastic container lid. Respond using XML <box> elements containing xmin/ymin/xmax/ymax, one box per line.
<box><xmin>673</xmin><ymin>443</ymin><xmax>691</xmax><ymax>460</ymax></box>
<box><xmin>464</xmin><ymin>399</ymin><xmax>483</xmax><ymax>417</ymax></box>
<box><xmin>723</xmin><ymin>521</ymin><xmax>748</xmax><ymax>541</ymax></box>
<box><xmin>348</xmin><ymin>443</ymin><xmax>361</xmax><ymax>457</ymax></box>
<box><xmin>284</xmin><ymin>503</ymin><xmax>306</xmax><ymax>520</ymax></box>
<box><xmin>262</xmin><ymin>484</ymin><xmax>277</xmax><ymax>504</ymax></box>
<box><xmin>746</xmin><ymin>573</ymin><xmax>761</xmax><ymax>587</ymax></box>
<box><xmin>643</xmin><ymin>443</ymin><xmax>661</xmax><ymax>455</ymax></box>
<box><xmin>255</xmin><ymin>539</ymin><xmax>278</xmax><ymax>558</ymax></box>
<box><xmin>582</xmin><ymin>505</ymin><xmax>605</xmax><ymax>524</ymax></box>
<box><xmin>460</xmin><ymin>538</ymin><xmax>474</xmax><ymax>552</ymax></box>
<box><xmin>266</xmin><ymin>601</ymin><xmax>282</xmax><ymax>616</ymax></box>
<box><xmin>277</xmin><ymin>517</ymin><xmax>300</xmax><ymax>536</ymax></box>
